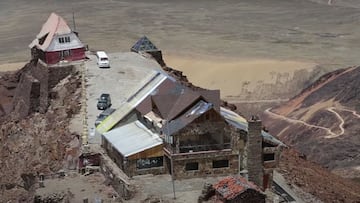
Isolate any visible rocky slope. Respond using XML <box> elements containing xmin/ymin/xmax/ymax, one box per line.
<box><xmin>0</xmin><ymin>61</ymin><xmax>82</xmax><ymax>202</ymax></box>
<box><xmin>263</xmin><ymin>66</ymin><xmax>360</xmax><ymax>180</ymax></box>
<box><xmin>279</xmin><ymin>148</ymin><xmax>360</xmax><ymax>203</ymax></box>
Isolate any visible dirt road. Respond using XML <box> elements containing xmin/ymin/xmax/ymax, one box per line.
<box><xmin>263</xmin><ymin>107</ymin><xmax>359</xmax><ymax>138</ymax></box>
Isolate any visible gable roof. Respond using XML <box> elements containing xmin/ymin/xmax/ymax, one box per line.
<box><xmin>136</xmin><ymin>78</ymin><xmax>186</xmax><ymax>115</ymax></box>
<box><xmin>29</xmin><ymin>12</ymin><xmax>81</xmax><ymax>51</ymax></box>
<box><xmin>151</xmin><ymin>94</ymin><xmax>179</xmax><ymax>119</ymax></box>
<box><xmin>163</xmin><ymin>100</ymin><xmax>216</xmax><ymax>135</ymax></box>
<box><xmin>213</xmin><ymin>176</ymin><xmax>265</xmax><ymax>200</ymax></box>
<box><xmin>156</xmin><ymin>88</ymin><xmax>201</xmax><ymax>120</ymax></box>
<box><xmin>131</xmin><ymin>36</ymin><xmax>159</xmax><ymax>52</ymax></box>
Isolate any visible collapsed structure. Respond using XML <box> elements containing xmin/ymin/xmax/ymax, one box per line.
<box><xmin>213</xmin><ymin>176</ymin><xmax>266</xmax><ymax>203</ymax></box>
<box><xmin>29</xmin><ymin>13</ymin><xmax>86</xmax><ymax>65</ymax></box>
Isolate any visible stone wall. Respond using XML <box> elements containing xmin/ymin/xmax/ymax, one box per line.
<box><xmin>247</xmin><ymin>119</ymin><xmax>264</xmax><ymax>189</ymax></box>
<box><xmin>100</xmin><ymin>155</ymin><xmax>134</xmax><ymax>200</ymax></box>
<box><xmin>167</xmin><ymin>150</ymin><xmax>239</xmax><ymax>179</ymax></box>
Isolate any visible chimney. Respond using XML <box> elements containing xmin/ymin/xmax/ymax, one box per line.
<box><xmin>247</xmin><ymin>115</ymin><xmax>264</xmax><ymax>189</ymax></box>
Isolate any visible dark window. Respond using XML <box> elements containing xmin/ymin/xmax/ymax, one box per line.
<box><xmin>58</xmin><ymin>37</ymin><xmax>64</xmax><ymax>43</ymax></box>
<box><xmin>65</xmin><ymin>36</ymin><xmax>70</xmax><ymax>42</ymax></box>
<box><xmin>58</xmin><ymin>36</ymin><xmax>70</xmax><ymax>43</ymax></box>
<box><xmin>264</xmin><ymin>153</ymin><xmax>275</xmax><ymax>161</ymax></box>
<box><xmin>136</xmin><ymin>157</ymin><xmax>163</xmax><ymax>170</ymax></box>
<box><xmin>60</xmin><ymin>50</ymin><xmax>71</xmax><ymax>58</ymax></box>
<box><xmin>39</xmin><ymin>33</ymin><xmax>48</xmax><ymax>45</ymax></box>
<box><xmin>212</xmin><ymin>160</ymin><xmax>229</xmax><ymax>168</ymax></box>
<box><xmin>205</xmin><ymin>113</ymin><xmax>210</xmax><ymax>120</ymax></box>
<box><xmin>263</xmin><ymin>142</ymin><xmax>275</xmax><ymax>148</ymax></box>
<box><xmin>185</xmin><ymin>162</ymin><xmax>198</xmax><ymax>171</ymax></box>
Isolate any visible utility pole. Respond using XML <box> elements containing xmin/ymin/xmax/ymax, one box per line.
<box><xmin>167</xmin><ymin>120</ymin><xmax>176</xmax><ymax>199</ymax></box>
<box><xmin>171</xmin><ymin>155</ymin><xmax>176</xmax><ymax>199</ymax></box>
<box><xmin>72</xmin><ymin>11</ymin><xmax>76</xmax><ymax>31</ymax></box>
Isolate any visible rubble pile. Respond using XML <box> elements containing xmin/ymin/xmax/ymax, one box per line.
<box><xmin>0</xmin><ymin>62</ymin><xmax>82</xmax><ymax>202</ymax></box>
<box><xmin>34</xmin><ymin>192</ymin><xmax>70</xmax><ymax>203</ymax></box>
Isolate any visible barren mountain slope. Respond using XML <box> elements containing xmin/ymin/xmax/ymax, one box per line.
<box><xmin>279</xmin><ymin>148</ymin><xmax>360</xmax><ymax>203</ymax></box>
<box><xmin>263</xmin><ymin>66</ymin><xmax>360</xmax><ymax>179</ymax></box>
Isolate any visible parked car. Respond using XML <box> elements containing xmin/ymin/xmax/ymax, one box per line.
<box><xmin>97</xmin><ymin>93</ymin><xmax>112</xmax><ymax>110</ymax></box>
<box><xmin>96</xmin><ymin>51</ymin><xmax>110</xmax><ymax>68</ymax></box>
<box><xmin>95</xmin><ymin>108</ymin><xmax>115</xmax><ymax>127</ymax></box>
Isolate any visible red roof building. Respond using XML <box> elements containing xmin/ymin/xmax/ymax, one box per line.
<box><xmin>213</xmin><ymin>176</ymin><xmax>266</xmax><ymax>203</ymax></box>
<box><xmin>29</xmin><ymin>13</ymin><xmax>86</xmax><ymax>65</ymax></box>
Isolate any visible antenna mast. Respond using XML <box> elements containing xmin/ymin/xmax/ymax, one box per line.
<box><xmin>72</xmin><ymin>11</ymin><xmax>76</xmax><ymax>31</ymax></box>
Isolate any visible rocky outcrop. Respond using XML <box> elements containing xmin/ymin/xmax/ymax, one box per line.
<box><xmin>0</xmin><ymin>63</ymin><xmax>82</xmax><ymax>202</ymax></box>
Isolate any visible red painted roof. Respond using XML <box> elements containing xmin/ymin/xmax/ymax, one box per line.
<box><xmin>213</xmin><ymin>176</ymin><xmax>263</xmax><ymax>200</ymax></box>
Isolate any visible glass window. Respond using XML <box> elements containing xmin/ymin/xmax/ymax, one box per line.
<box><xmin>212</xmin><ymin>160</ymin><xmax>229</xmax><ymax>168</ymax></box>
<box><xmin>136</xmin><ymin>157</ymin><xmax>163</xmax><ymax>169</ymax></box>
<box><xmin>58</xmin><ymin>37</ymin><xmax>65</xmax><ymax>43</ymax></box>
<box><xmin>264</xmin><ymin>153</ymin><xmax>275</xmax><ymax>161</ymax></box>
<box><xmin>185</xmin><ymin>162</ymin><xmax>199</xmax><ymax>171</ymax></box>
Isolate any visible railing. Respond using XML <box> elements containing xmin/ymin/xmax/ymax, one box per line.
<box><xmin>166</xmin><ymin>143</ymin><xmax>231</xmax><ymax>153</ymax></box>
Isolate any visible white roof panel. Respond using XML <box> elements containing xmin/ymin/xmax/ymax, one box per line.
<box><xmin>103</xmin><ymin>120</ymin><xmax>163</xmax><ymax>157</ymax></box>
<box><xmin>96</xmin><ymin>70</ymin><xmax>167</xmax><ymax>134</ymax></box>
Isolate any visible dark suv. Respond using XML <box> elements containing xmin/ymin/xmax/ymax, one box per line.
<box><xmin>95</xmin><ymin>108</ymin><xmax>115</xmax><ymax>127</ymax></box>
<box><xmin>97</xmin><ymin>93</ymin><xmax>112</xmax><ymax>110</ymax></box>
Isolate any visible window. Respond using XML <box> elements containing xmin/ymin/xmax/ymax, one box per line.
<box><xmin>58</xmin><ymin>37</ymin><xmax>64</xmax><ymax>43</ymax></box>
<box><xmin>264</xmin><ymin>153</ymin><xmax>275</xmax><ymax>161</ymax></box>
<box><xmin>65</xmin><ymin>36</ymin><xmax>70</xmax><ymax>42</ymax></box>
<box><xmin>136</xmin><ymin>157</ymin><xmax>163</xmax><ymax>169</ymax></box>
<box><xmin>60</xmin><ymin>50</ymin><xmax>71</xmax><ymax>58</ymax></box>
<box><xmin>212</xmin><ymin>160</ymin><xmax>229</xmax><ymax>168</ymax></box>
<box><xmin>58</xmin><ymin>36</ymin><xmax>70</xmax><ymax>43</ymax></box>
<box><xmin>185</xmin><ymin>162</ymin><xmax>198</xmax><ymax>171</ymax></box>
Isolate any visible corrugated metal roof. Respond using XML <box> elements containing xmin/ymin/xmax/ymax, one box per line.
<box><xmin>220</xmin><ymin>107</ymin><xmax>285</xmax><ymax>146</ymax></box>
<box><xmin>103</xmin><ymin>120</ymin><xmax>162</xmax><ymax>157</ymax></box>
<box><xmin>96</xmin><ymin>70</ymin><xmax>168</xmax><ymax>134</ymax></box>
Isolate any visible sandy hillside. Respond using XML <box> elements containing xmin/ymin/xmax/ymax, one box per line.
<box><xmin>164</xmin><ymin>53</ymin><xmax>317</xmax><ymax>99</ymax></box>
<box><xmin>0</xmin><ymin>62</ymin><xmax>26</xmax><ymax>72</ymax></box>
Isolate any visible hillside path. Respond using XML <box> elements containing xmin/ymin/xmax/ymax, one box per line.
<box><xmin>264</xmin><ymin>107</ymin><xmax>360</xmax><ymax>138</ymax></box>
<box><xmin>338</xmin><ymin>108</ymin><xmax>360</xmax><ymax>118</ymax></box>
<box><xmin>325</xmin><ymin>107</ymin><xmax>344</xmax><ymax>138</ymax></box>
